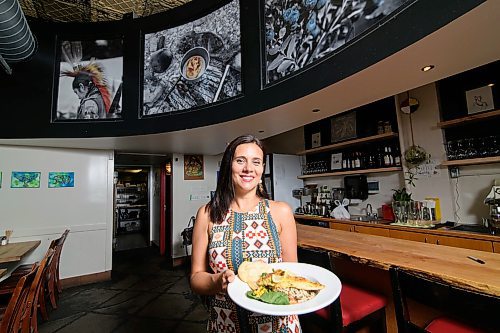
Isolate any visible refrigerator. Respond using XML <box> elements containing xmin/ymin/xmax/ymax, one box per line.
<box><xmin>263</xmin><ymin>154</ymin><xmax>303</xmax><ymax>211</ymax></box>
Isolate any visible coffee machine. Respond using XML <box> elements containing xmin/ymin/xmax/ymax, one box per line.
<box><xmin>293</xmin><ymin>184</ymin><xmax>318</xmax><ymax>214</ymax></box>
<box><xmin>484</xmin><ymin>182</ymin><xmax>500</xmax><ymax>234</ymax></box>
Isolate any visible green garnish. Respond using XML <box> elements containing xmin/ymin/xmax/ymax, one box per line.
<box><xmin>246</xmin><ymin>290</ymin><xmax>290</xmax><ymax>305</ymax></box>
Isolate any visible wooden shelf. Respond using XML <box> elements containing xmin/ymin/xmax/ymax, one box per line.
<box><xmin>297</xmin><ymin>166</ymin><xmax>402</xmax><ymax>179</ymax></box>
<box><xmin>437</xmin><ymin>109</ymin><xmax>500</xmax><ymax>128</ymax></box>
<box><xmin>440</xmin><ymin>156</ymin><xmax>500</xmax><ymax>167</ymax></box>
<box><xmin>297</xmin><ymin>132</ymin><xmax>399</xmax><ymax>155</ymax></box>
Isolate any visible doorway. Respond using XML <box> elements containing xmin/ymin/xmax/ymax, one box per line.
<box><xmin>114</xmin><ymin>167</ymin><xmax>150</xmax><ymax>251</ymax></box>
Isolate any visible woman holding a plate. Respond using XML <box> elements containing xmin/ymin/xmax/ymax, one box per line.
<box><xmin>190</xmin><ymin>134</ymin><xmax>302</xmax><ymax>332</ymax></box>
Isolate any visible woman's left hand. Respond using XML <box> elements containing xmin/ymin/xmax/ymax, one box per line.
<box><xmin>218</xmin><ymin>269</ymin><xmax>235</xmax><ymax>293</ymax></box>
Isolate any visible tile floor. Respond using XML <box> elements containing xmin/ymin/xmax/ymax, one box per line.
<box><xmin>39</xmin><ymin>247</ymin><xmax>208</xmax><ymax>333</ymax></box>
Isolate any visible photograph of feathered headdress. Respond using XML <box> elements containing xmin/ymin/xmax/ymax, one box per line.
<box><xmin>61</xmin><ymin>63</ymin><xmax>112</xmax><ymax>113</ymax></box>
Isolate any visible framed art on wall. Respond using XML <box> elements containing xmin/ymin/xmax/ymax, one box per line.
<box><xmin>331</xmin><ymin>111</ymin><xmax>357</xmax><ymax>143</ymax></box>
<box><xmin>465</xmin><ymin>86</ymin><xmax>495</xmax><ymax>115</ymax></box>
<box><xmin>48</xmin><ymin>172</ymin><xmax>75</xmax><ymax>188</ymax></box>
<box><xmin>142</xmin><ymin>0</ymin><xmax>242</xmax><ymax>116</ymax></box>
<box><xmin>11</xmin><ymin>172</ymin><xmax>41</xmax><ymax>188</ymax></box>
<box><xmin>262</xmin><ymin>0</ymin><xmax>410</xmax><ymax>86</ymax></box>
<box><xmin>53</xmin><ymin>37</ymin><xmax>123</xmax><ymax>121</ymax></box>
<box><xmin>184</xmin><ymin>155</ymin><xmax>204</xmax><ymax>180</ymax></box>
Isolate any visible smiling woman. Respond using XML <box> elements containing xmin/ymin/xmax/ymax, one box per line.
<box><xmin>189</xmin><ymin>134</ymin><xmax>301</xmax><ymax>332</ymax></box>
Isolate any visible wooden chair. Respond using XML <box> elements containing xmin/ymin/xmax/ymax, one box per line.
<box><xmin>26</xmin><ymin>248</ymin><xmax>54</xmax><ymax>333</ymax></box>
<box><xmin>10</xmin><ymin>229</ymin><xmax>69</xmax><ymax>314</ymax></box>
<box><xmin>298</xmin><ymin>247</ymin><xmax>387</xmax><ymax>333</ymax></box>
<box><xmin>0</xmin><ymin>268</ymin><xmax>37</xmax><ymax>333</ymax></box>
<box><xmin>390</xmin><ymin>266</ymin><xmax>499</xmax><ymax>333</ymax></box>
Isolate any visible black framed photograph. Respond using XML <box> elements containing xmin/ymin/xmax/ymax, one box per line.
<box><xmin>54</xmin><ymin>38</ymin><xmax>123</xmax><ymax>121</ymax></box>
<box><xmin>261</xmin><ymin>0</ymin><xmax>410</xmax><ymax>86</ymax></box>
<box><xmin>331</xmin><ymin>111</ymin><xmax>357</xmax><ymax>143</ymax></box>
<box><xmin>142</xmin><ymin>0</ymin><xmax>242</xmax><ymax>116</ymax></box>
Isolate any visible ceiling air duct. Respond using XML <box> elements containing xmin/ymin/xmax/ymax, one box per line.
<box><xmin>0</xmin><ymin>0</ymin><xmax>37</xmax><ymax>74</ymax></box>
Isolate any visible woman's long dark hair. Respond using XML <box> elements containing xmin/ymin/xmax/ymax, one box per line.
<box><xmin>207</xmin><ymin>134</ymin><xmax>268</xmax><ymax>224</ymax></box>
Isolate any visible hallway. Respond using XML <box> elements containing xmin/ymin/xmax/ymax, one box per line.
<box><xmin>39</xmin><ymin>248</ymin><xmax>208</xmax><ymax>333</ymax></box>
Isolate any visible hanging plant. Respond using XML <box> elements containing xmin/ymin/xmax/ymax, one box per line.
<box><xmin>399</xmin><ymin>92</ymin><xmax>430</xmax><ymax>187</ymax></box>
<box><xmin>404</xmin><ymin>145</ymin><xmax>430</xmax><ymax>166</ymax></box>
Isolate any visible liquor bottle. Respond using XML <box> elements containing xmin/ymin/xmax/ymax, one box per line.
<box><xmin>342</xmin><ymin>152</ymin><xmax>348</xmax><ymax>170</ymax></box>
<box><xmin>354</xmin><ymin>152</ymin><xmax>361</xmax><ymax>169</ymax></box>
<box><xmin>383</xmin><ymin>147</ymin><xmax>392</xmax><ymax>166</ymax></box>
<box><xmin>377</xmin><ymin>147</ymin><xmax>384</xmax><ymax>168</ymax></box>
<box><xmin>393</xmin><ymin>145</ymin><xmax>402</xmax><ymax>167</ymax></box>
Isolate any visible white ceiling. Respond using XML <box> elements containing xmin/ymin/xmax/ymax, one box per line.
<box><xmin>1</xmin><ymin>1</ymin><xmax>499</xmax><ymax>156</ymax></box>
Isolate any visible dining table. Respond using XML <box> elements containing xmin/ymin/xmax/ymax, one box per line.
<box><xmin>0</xmin><ymin>240</ymin><xmax>41</xmax><ymax>264</ymax></box>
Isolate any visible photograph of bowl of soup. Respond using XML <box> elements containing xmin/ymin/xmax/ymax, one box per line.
<box><xmin>180</xmin><ymin>47</ymin><xmax>209</xmax><ymax>81</ymax></box>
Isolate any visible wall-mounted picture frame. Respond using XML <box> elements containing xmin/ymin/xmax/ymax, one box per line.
<box><xmin>11</xmin><ymin>172</ymin><xmax>41</xmax><ymax>188</ymax></box>
<box><xmin>465</xmin><ymin>85</ymin><xmax>495</xmax><ymax>115</ymax></box>
<box><xmin>142</xmin><ymin>0</ymin><xmax>242</xmax><ymax>116</ymax></box>
<box><xmin>53</xmin><ymin>37</ymin><xmax>123</xmax><ymax>121</ymax></box>
<box><xmin>261</xmin><ymin>0</ymin><xmax>410</xmax><ymax>86</ymax></box>
<box><xmin>331</xmin><ymin>111</ymin><xmax>357</xmax><ymax>143</ymax></box>
<box><xmin>184</xmin><ymin>155</ymin><xmax>204</xmax><ymax>180</ymax></box>
<box><xmin>48</xmin><ymin>172</ymin><xmax>75</xmax><ymax>188</ymax></box>
<box><xmin>311</xmin><ymin>132</ymin><xmax>321</xmax><ymax>148</ymax></box>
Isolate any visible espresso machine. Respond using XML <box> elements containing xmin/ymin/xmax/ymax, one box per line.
<box><xmin>484</xmin><ymin>182</ymin><xmax>500</xmax><ymax>234</ymax></box>
<box><xmin>293</xmin><ymin>184</ymin><xmax>318</xmax><ymax>215</ymax></box>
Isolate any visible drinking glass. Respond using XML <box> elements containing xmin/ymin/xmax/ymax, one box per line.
<box><xmin>392</xmin><ymin>201</ymin><xmax>408</xmax><ymax>225</ymax></box>
<box><xmin>445</xmin><ymin>140</ymin><xmax>457</xmax><ymax>160</ymax></box>
<box><xmin>408</xmin><ymin>201</ymin><xmax>423</xmax><ymax>226</ymax></box>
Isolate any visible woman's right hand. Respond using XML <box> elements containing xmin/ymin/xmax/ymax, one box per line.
<box><xmin>217</xmin><ymin>269</ymin><xmax>235</xmax><ymax>293</ymax></box>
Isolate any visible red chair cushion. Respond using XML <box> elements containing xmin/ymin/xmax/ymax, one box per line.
<box><xmin>340</xmin><ymin>283</ymin><xmax>386</xmax><ymax>326</ymax></box>
<box><xmin>313</xmin><ymin>283</ymin><xmax>386</xmax><ymax>327</ymax></box>
<box><xmin>426</xmin><ymin>317</ymin><xmax>486</xmax><ymax>333</ymax></box>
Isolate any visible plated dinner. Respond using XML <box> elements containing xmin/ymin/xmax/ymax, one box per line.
<box><xmin>227</xmin><ymin>261</ymin><xmax>341</xmax><ymax>316</ymax></box>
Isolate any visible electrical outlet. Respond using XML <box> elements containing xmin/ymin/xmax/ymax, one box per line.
<box><xmin>449</xmin><ymin>167</ymin><xmax>459</xmax><ymax>178</ymax></box>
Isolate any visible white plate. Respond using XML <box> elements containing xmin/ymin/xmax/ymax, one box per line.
<box><xmin>227</xmin><ymin>262</ymin><xmax>342</xmax><ymax>316</ymax></box>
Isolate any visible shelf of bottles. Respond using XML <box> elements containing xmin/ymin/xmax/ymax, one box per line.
<box><xmin>299</xmin><ymin>139</ymin><xmax>403</xmax><ymax>179</ymax></box>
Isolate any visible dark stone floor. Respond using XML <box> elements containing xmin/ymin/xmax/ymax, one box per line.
<box><xmin>39</xmin><ymin>247</ymin><xmax>208</xmax><ymax>333</ymax></box>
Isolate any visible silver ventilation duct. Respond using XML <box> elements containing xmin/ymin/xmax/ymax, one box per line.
<box><xmin>0</xmin><ymin>0</ymin><xmax>37</xmax><ymax>74</ymax></box>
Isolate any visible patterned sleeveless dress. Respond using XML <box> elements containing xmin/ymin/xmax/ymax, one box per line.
<box><xmin>207</xmin><ymin>199</ymin><xmax>301</xmax><ymax>333</ymax></box>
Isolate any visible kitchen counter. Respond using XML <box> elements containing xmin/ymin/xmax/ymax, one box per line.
<box><xmin>294</xmin><ymin>214</ymin><xmax>499</xmax><ymax>241</ymax></box>
<box><xmin>297</xmin><ymin>224</ymin><xmax>500</xmax><ymax>296</ymax></box>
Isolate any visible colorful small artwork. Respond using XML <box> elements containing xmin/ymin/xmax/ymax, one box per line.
<box><xmin>48</xmin><ymin>172</ymin><xmax>75</xmax><ymax>188</ymax></box>
<box><xmin>184</xmin><ymin>155</ymin><xmax>204</xmax><ymax>180</ymax></box>
<box><xmin>11</xmin><ymin>172</ymin><xmax>41</xmax><ymax>188</ymax></box>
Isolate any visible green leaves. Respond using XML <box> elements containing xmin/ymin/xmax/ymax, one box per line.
<box><xmin>246</xmin><ymin>290</ymin><xmax>290</xmax><ymax>305</ymax></box>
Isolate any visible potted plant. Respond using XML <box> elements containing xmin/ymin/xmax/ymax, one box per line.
<box><xmin>392</xmin><ymin>188</ymin><xmax>412</xmax><ymax>202</ymax></box>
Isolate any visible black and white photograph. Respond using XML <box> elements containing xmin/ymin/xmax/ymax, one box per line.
<box><xmin>263</xmin><ymin>0</ymin><xmax>409</xmax><ymax>84</ymax></box>
<box><xmin>54</xmin><ymin>38</ymin><xmax>123</xmax><ymax>121</ymax></box>
<box><xmin>142</xmin><ymin>0</ymin><xmax>242</xmax><ymax>116</ymax></box>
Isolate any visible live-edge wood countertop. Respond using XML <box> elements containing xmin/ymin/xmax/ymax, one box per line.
<box><xmin>297</xmin><ymin>224</ymin><xmax>500</xmax><ymax>297</ymax></box>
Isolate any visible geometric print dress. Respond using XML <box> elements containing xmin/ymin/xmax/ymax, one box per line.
<box><xmin>207</xmin><ymin>199</ymin><xmax>302</xmax><ymax>333</ymax></box>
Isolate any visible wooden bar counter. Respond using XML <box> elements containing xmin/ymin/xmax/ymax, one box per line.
<box><xmin>297</xmin><ymin>224</ymin><xmax>500</xmax><ymax>296</ymax></box>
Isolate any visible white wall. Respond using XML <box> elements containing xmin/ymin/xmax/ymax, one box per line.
<box><xmin>0</xmin><ymin>145</ymin><xmax>114</xmax><ymax>279</ymax></box>
<box><xmin>171</xmin><ymin>153</ymin><xmax>220</xmax><ymax>258</ymax></box>
<box><xmin>397</xmin><ymin>83</ymin><xmax>500</xmax><ymax>224</ymax></box>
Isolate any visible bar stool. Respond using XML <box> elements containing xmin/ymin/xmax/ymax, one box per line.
<box><xmin>390</xmin><ymin>266</ymin><xmax>499</xmax><ymax>333</ymax></box>
<box><xmin>298</xmin><ymin>247</ymin><xmax>387</xmax><ymax>333</ymax></box>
